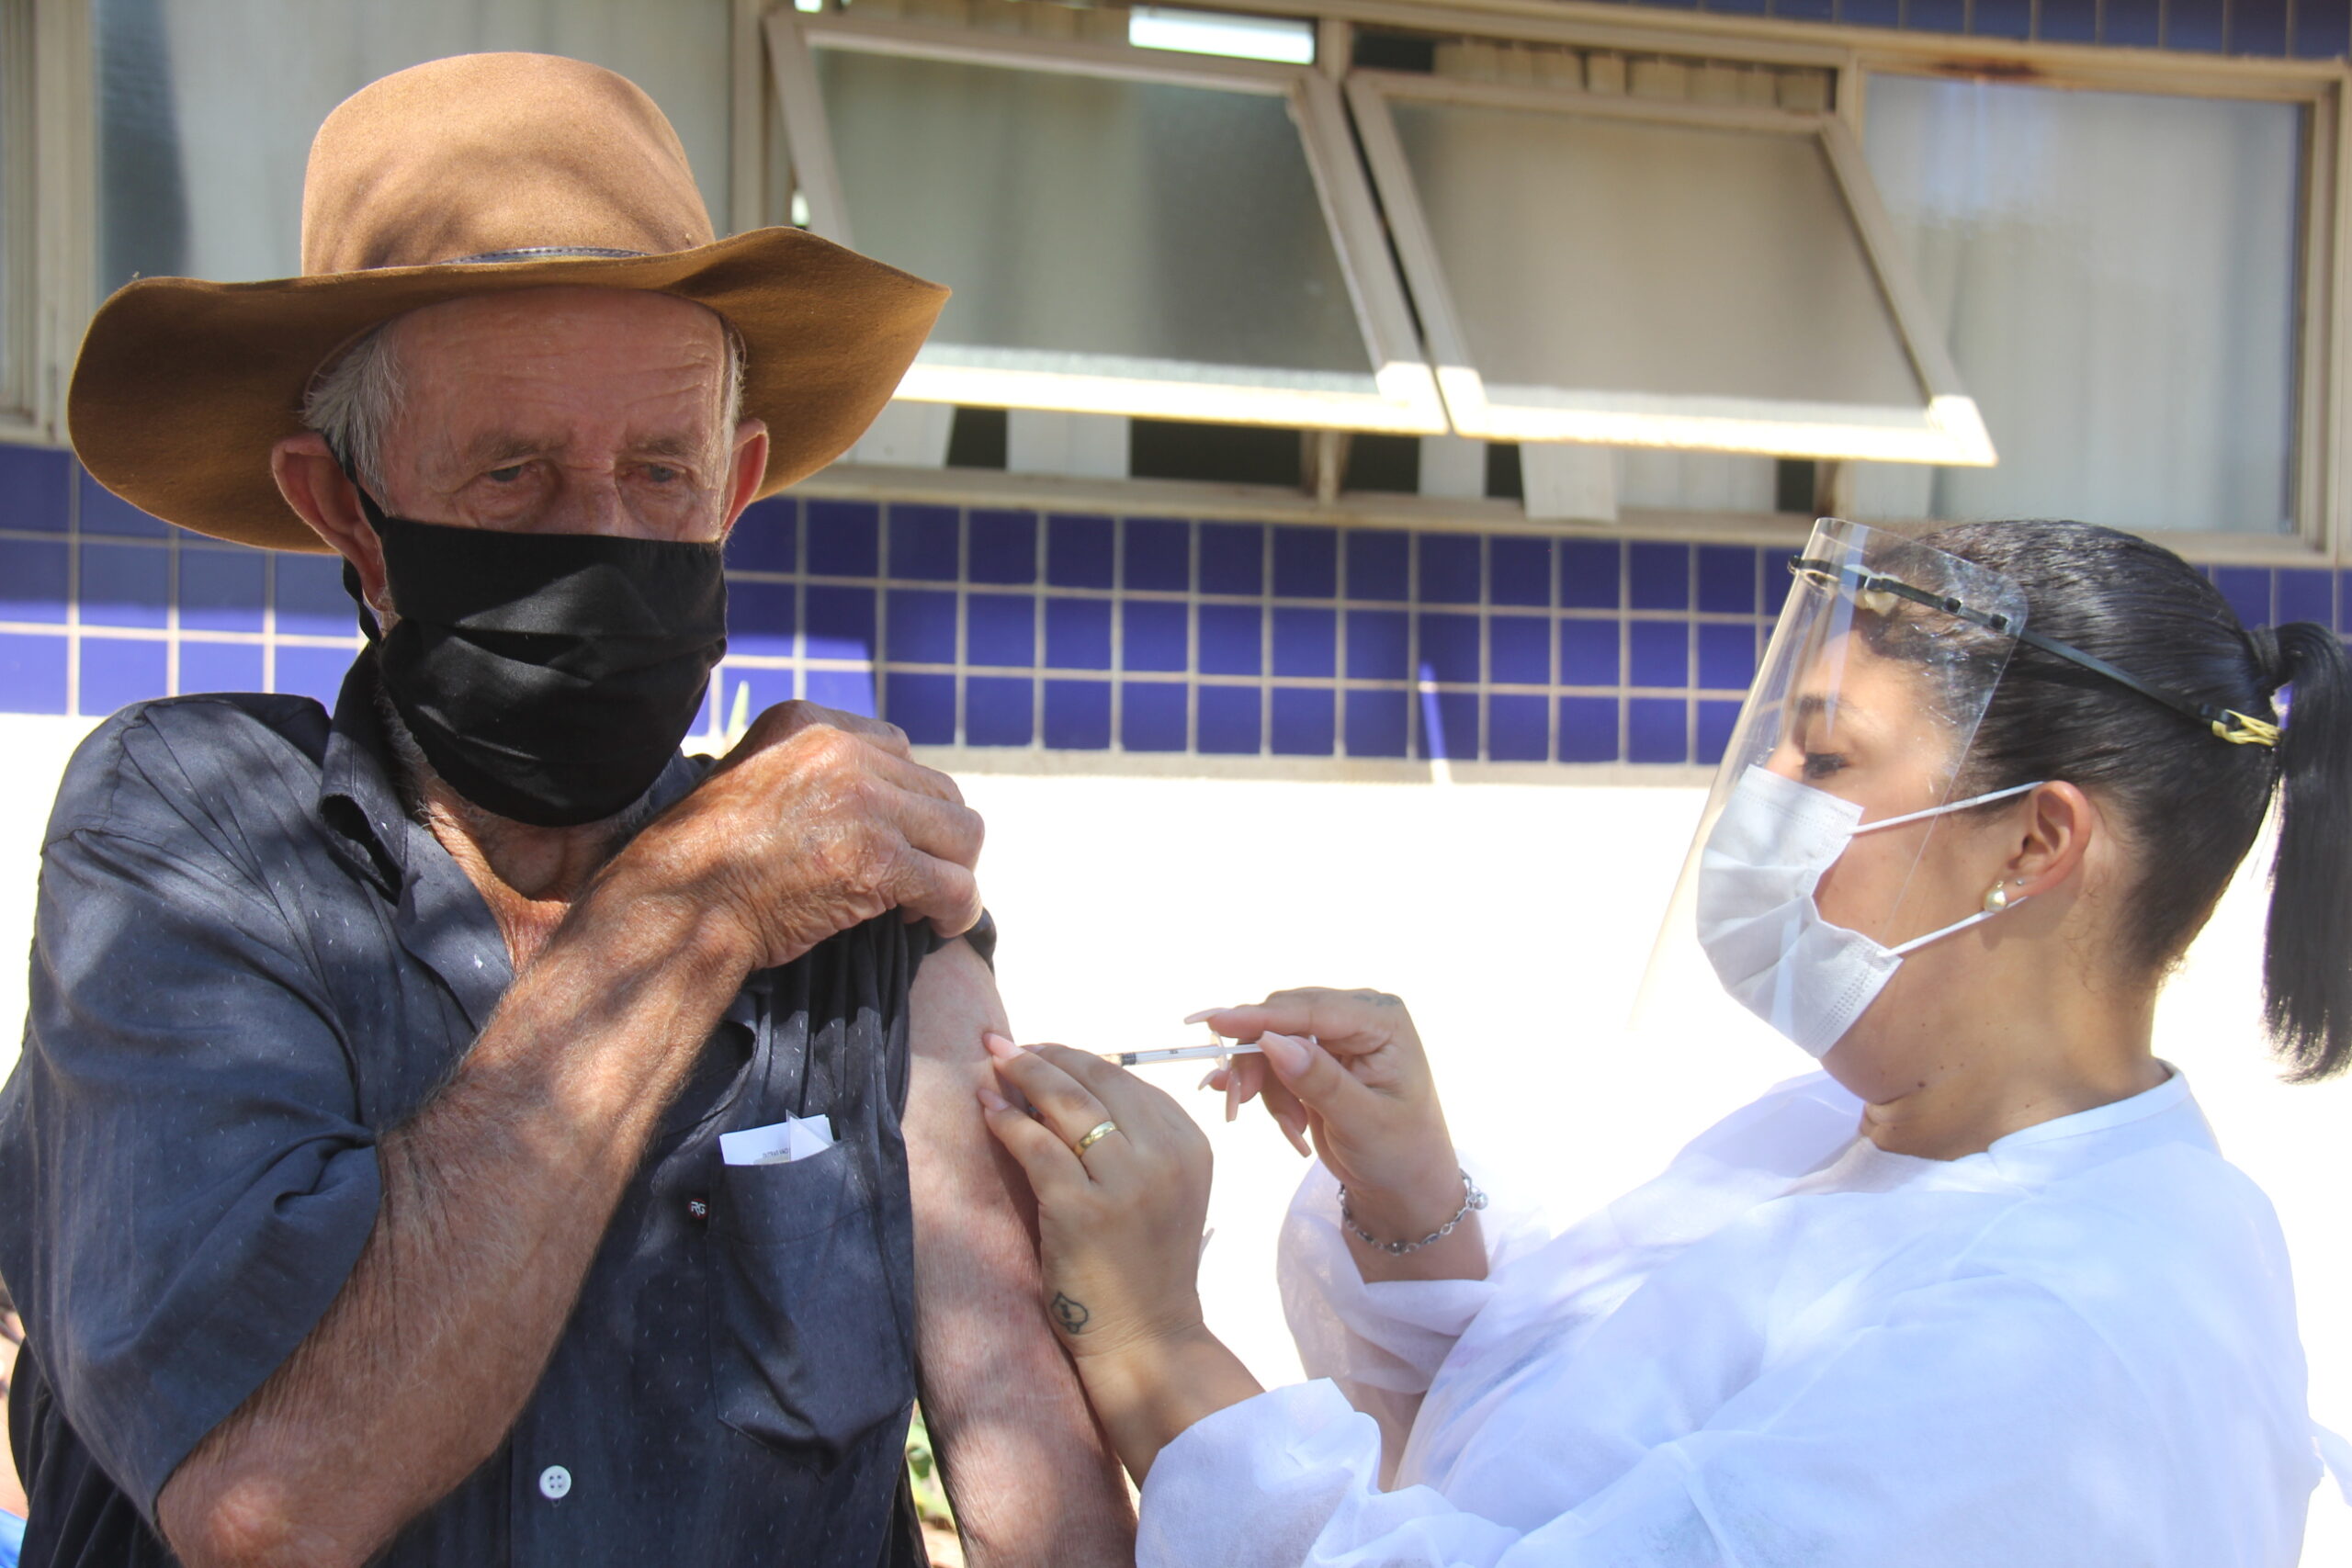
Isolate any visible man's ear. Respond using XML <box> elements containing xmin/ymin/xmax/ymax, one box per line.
<box><xmin>718</xmin><ymin>418</ymin><xmax>771</xmax><ymax>540</ymax></box>
<box><xmin>2007</xmin><ymin>781</ymin><xmax>2099</xmax><ymax>899</ymax></box>
<box><xmin>273</xmin><ymin>433</ymin><xmax>388</xmax><ymax>612</ymax></box>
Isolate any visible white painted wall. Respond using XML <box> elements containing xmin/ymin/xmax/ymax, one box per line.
<box><xmin>0</xmin><ymin>714</ymin><xmax>2342</xmax><ymax>1553</ymax></box>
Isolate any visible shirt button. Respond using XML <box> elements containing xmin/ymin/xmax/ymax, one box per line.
<box><xmin>538</xmin><ymin>1464</ymin><xmax>572</xmax><ymax>1501</ymax></box>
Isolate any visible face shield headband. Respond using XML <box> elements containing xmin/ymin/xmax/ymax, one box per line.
<box><xmin>1786</xmin><ymin>555</ymin><xmax>2279</xmax><ymax>750</ymax></box>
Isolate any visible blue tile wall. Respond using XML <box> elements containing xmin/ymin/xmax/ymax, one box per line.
<box><xmin>1607</xmin><ymin>0</ymin><xmax>2349</xmax><ymax>52</ymax></box>
<box><xmin>7</xmin><ymin>446</ymin><xmax>2352</xmax><ymax>764</ymax></box>
<box><xmin>0</xmin><ymin>447</ymin><xmax>372</xmax><ymax>716</ymax></box>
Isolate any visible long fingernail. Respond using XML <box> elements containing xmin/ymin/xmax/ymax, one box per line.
<box><xmin>977</xmin><ymin>1086</ymin><xmax>1009</xmax><ymax>1112</ymax></box>
<box><xmin>982</xmin><ymin>1032</ymin><xmax>1020</xmax><ymax>1058</ymax></box>
<box><xmin>1182</xmin><ymin>1010</ymin><xmax>1221</xmax><ymax>1026</ymax></box>
<box><xmin>1282</xmin><ymin>1118</ymin><xmax>1312</xmax><ymax>1157</ymax></box>
<box><xmin>1197</xmin><ymin>1068</ymin><xmax>1223</xmax><ymax>1090</ymax></box>
<box><xmin>1261</xmin><ymin>1032</ymin><xmax>1311</xmax><ymax>1077</ymax></box>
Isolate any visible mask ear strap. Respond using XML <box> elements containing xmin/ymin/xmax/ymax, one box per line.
<box><xmin>1852</xmin><ymin>778</ymin><xmax>2045</xmax><ymax>836</ymax></box>
<box><xmin>328</xmin><ymin>446</ymin><xmax>390</xmax><ymax>643</ymax></box>
<box><xmin>1888</xmin><ymin>897</ymin><xmax>2028</xmax><ymax>957</ymax></box>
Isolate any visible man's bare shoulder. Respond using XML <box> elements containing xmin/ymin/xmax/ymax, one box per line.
<box><xmin>909</xmin><ymin>924</ymin><xmax>1004</xmax><ymax>1062</ymax></box>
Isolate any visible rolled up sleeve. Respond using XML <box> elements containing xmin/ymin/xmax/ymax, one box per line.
<box><xmin>0</xmin><ymin>821</ymin><xmax>382</xmax><ymax>1522</ymax></box>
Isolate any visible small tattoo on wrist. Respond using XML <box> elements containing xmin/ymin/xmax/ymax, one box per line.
<box><xmin>1051</xmin><ymin>1292</ymin><xmax>1091</xmax><ymax>1335</ymax></box>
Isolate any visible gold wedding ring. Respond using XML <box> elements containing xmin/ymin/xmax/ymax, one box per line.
<box><xmin>1075</xmin><ymin>1120</ymin><xmax>1117</xmax><ymax>1156</ymax></box>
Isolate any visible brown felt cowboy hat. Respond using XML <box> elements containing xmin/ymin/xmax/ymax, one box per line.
<box><xmin>68</xmin><ymin>51</ymin><xmax>947</xmax><ymax>554</ymax></box>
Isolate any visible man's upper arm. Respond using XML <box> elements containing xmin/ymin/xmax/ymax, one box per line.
<box><xmin>902</xmin><ymin>922</ymin><xmax>1139</xmax><ymax>1562</ymax></box>
<box><xmin>908</xmin><ymin>929</ymin><xmax>1007</xmax><ymax>1069</ymax></box>
<box><xmin>0</xmin><ymin>820</ymin><xmax>380</xmax><ymax>1522</ymax></box>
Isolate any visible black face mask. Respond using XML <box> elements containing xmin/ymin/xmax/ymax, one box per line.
<box><xmin>345</xmin><ymin>491</ymin><xmax>728</xmax><ymax>828</ymax></box>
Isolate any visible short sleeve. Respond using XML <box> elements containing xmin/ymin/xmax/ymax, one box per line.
<box><xmin>0</xmin><ymin>821</ymin><xmax>382</xmax><ymax>1521</ymax></box>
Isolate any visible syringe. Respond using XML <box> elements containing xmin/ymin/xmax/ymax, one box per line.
<box><xmin>1105</xmin><ymin>1041</ymin><xmax>1267</xmax><ymax>1067</ymax></box>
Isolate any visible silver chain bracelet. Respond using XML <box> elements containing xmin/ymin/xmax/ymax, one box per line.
<box><xmin>1339</xmin><ymin>1169</ymin><xmax>1488</xmax><ymax>1256</ymax></box>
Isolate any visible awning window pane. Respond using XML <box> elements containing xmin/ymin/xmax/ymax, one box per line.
<box><xmin>782</xmin><ymin>22</ymin><xmax>1442</xmax><ymax>432</ymax></box>
<box><xmin>1354</xmin><ymin>78</ymin><xmax>1989</xmax><ymax>465</ymax></box>
<box><xmin>820</xmin><ymin>51</ymin><xmax>1368</xmax><ymax>384</ymax></box>
<box><xmin>1390</xmin><ymin>103</ymin><xmax>1917</xmax><ymax>410</ymax></box>
<box><xmin>95</xmin><ymin>0</ymin><xmax>733</xmax><ymax>294</ymax></box>
<box><xmin>1856</xmin><ymin>75</ymin><xmax>2301</xmax><ymax>535</ymax></box>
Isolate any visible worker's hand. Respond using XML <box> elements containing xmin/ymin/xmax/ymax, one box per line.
<box><xmin>978</xmin><ymin>1038</ymin><xmax>1215</xmax><ymax>1360</ymax></box>
<box><xmin>617</xmin><ymin>700</ymin><xmax>985</xmax><ymax>971</ymax></box>
<box><xmin>1193</xmin><ymin>989</ymin><xmax>1464</xmax><ymax>1246</ymax></box>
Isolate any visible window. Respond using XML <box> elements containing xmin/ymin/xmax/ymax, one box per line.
<box><xmin>93</xmin><ymin>0</ymin><xmax>734</xmax><ymax>293</ymax></box>
<box><xmin>1348</xmin><ymin>68</ymin><xmax>1994</xmax><ymax>468</ymax></box>
<box><xmin>22</xmin><ymin>0</ymin><xmax>2336</xmax><ymax>549</ymax></box>
<box><xmin>1854</xmin><ymin>73</ymin><xmax>2308</xmax><ymax>536</ymax></box>
<box><xmin>767</xmin><ymin>11</ymin><xmax>1444</xmax><ymax>434</ymax></box>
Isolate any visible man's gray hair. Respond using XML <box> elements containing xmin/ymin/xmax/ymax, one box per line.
<box><xmin>302</xmin><ymin>304</ymin><xmax>750</xmax><ymax>496</ymax></box>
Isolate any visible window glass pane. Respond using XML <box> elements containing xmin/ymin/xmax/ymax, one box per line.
<box><xmin>96</xmin><ymin>0</ymin><xmax>732</xmax><ymax>295</ymax></box>
<box><xmin>1860</xmin><ymin>75</ymin><xmax>2301</xmax><ymax>534</ymax></box>
<box><xmin>1387</xmin><ymin>99</ymin><xmax>1923</xmax><ymax>412</ymax></box>
<box><xmin>816</xmin><ymin>48</ymin><xmax>1374</xmax><ymax>390</ymax></box>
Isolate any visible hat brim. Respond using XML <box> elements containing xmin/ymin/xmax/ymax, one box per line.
<box><xmin>68</xmin><ymin>228</ymin><xmax>949</xmax><ymax>552</ymax></box>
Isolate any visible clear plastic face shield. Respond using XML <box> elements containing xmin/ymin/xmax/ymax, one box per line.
<box><xmin>1637</xmin><ymin>519</ymin><xmax>2032</xmax><ymax>1060</ymax></box>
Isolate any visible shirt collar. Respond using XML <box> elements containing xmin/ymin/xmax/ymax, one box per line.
<box><xmin>1986</xmin><ymin>1061</ymin><xmax>2199</xmax><ymax>1154</ymax></box>
<box><xmin>318</xmin><ymin>655</ymin><xmax>413</xmax><ymax>896</ymax></box>
<box><xmin>1981</xmin><ymin>1062</ymin><xmax>2214</xmax><ymax>1186</ymax></box>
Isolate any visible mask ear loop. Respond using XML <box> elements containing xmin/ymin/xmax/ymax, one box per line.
<box><xmin>1849</xmin><ymin>778</ymin><xmax>2044</xmax><ymax>837</ymax></box>
<box><xmin>1849</xmin><ymin>779</ymin><xmax>2048</xmax><ymax>956</ymax></box>
<box><xmin>1886</xmin><ymin>899</ymin><xmax>2022</xmax><ymax>957</ymax></box>
<box><xmin>329</xmin><ymin>447</ymin><xmax>393</xmax><ymax>643</ymax></box>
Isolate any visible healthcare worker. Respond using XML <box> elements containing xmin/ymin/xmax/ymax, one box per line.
<box><xmin>978</xmin><ymin>518</ymin><xmax>2341</xmax><ymax>1566</ymax></box>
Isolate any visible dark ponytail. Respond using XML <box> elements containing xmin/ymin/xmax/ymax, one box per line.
<box><xmin>1917</xmin><ymin>521</ymin><xmax>2352</xmax><ymax>1080</ymax></box>
<box><xmin>2262</xmin><ymin>622</ymin><xmax>2352</xmax><ymax>1077</ymax></box>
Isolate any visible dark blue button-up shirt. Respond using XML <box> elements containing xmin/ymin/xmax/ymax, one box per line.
<box><xmin>0</xmin><ymin>660</ymin><xmax>962</xmax><ymax>1566</ymax></box>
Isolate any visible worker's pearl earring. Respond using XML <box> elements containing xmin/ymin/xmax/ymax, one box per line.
<box><xmin>1984</xmin><ymin>880</ymin><xmax>2017</xmax><ymax>913</ymax></box>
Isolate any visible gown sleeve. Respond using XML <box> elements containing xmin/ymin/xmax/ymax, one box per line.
<box><xmin>1274</xmin><ymin>1158</ymin><xmax>1547</xmax><ymax>1477</ymax></box>
<box><xmin>1142</xmin><ymin>1269</ymin><xmax>2200</xmax><ymax>1568</ymax></box>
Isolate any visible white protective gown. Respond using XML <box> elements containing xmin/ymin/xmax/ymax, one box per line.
<box><xmin>1140</xmin><ymin>1069</ymin><xmax>2319</xmax><ymax>1567</ymax></box>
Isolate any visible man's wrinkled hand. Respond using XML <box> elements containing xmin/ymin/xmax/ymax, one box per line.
<box><xmin>620</xmin><ymin>700</ymin><xmax>985</xmax><ymax>971</ymax></box>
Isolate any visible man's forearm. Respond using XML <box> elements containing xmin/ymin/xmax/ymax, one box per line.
<box><xmin>904</xmin><ymin>945</ymin><xmax>1136</xmax><ymax>1565</ymax></box>
<box><xmin>158</xmin><ymin>875</ymin><xmax>748</xmax><ymax>1568</ymax></box>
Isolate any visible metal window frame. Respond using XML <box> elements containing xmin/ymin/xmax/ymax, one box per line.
<box><xmin>763</xmin><ymin>9</ymin><xmax>1448</xmax><ymax>434</ymax></box>
<box><xmin>1346</xmin><ymin>67</ymin><xmax>1996</xmax><ymax>467</ymax></box>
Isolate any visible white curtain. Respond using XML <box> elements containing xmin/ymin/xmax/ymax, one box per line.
<box><xmin>1853</xmin><ymin>74</ymin><xmax>2301</xmax><ymax>535</ymax></box>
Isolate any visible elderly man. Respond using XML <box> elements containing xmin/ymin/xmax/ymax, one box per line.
<box><xmin>0</xmin><ymin>54</ymin><xmax>1131</xmax><ymax>1568</ymax></box>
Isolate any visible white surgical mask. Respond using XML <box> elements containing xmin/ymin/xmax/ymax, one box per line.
<box><xmin>1695</xmin><ymin>765</ymin><xmax>2043</xmax><ymax>1056</ymax></box>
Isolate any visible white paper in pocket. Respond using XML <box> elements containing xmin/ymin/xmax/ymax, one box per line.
<box><xmin>719</xmin><ymin>1114</ymin><xmax>838</xmax><ymax>1167</ymax></box>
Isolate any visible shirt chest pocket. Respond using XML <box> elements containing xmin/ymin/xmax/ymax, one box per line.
<box><xmin>705</xmin><ymin>1143</ymin><xmax>916</xmax><ymax>1460</ymax></box>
